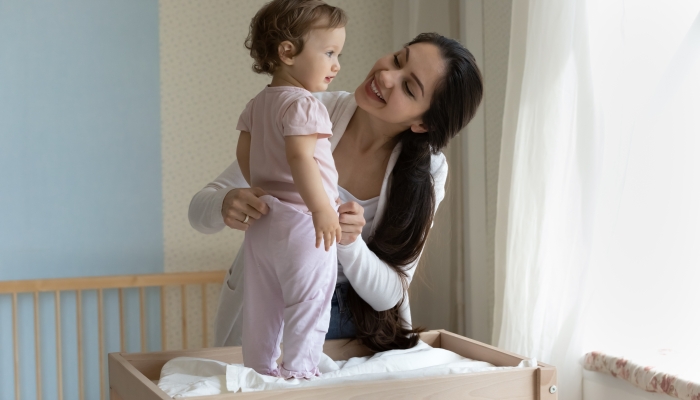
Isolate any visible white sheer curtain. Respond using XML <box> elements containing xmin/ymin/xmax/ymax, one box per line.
<box><xmin>493</xmin><ymin>1</ymin><xmax>700</xmax><ymax>399</ymax></box>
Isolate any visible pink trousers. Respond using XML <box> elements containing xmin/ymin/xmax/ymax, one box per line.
<box><xmin>242</xmin><ymin>195</ymin><xmax>337</xmax><ymax>379</ymax></box>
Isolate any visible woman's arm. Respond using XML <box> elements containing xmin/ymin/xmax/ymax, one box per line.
<box><xmin>339</xmin><ymin>154</ymin><xmax>449</xmax><ymax>311</ymax></box>
<box><xmin>188</xmin><ymin>159</ymin><xmax>269</xmax><ymax>233</ymax></box>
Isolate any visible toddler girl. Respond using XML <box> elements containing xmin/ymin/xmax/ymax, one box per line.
<box><xmin>235</xmin><ymin>0</ymin><xmax>346</xmax><ymax>379</ymax></box>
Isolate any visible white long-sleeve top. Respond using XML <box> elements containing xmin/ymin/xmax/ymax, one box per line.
<box><xmin>189</xmin><ymin>91</ymin><xmax>448</xmax><ymax>346</ymax></box>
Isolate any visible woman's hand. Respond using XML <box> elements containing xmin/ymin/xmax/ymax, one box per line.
<box><xmin>338</xmin><ymin>201</ymin><xmax>366</xmax><ymax>245</ymax></box>
<box><xmin>221</xmin><ymin>187</ymin><xmax>269</xmax><ymax>231</ymax></box>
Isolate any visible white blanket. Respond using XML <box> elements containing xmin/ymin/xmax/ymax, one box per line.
<box><xmin>157</xmin><ymin>341</ymin><xmax>537</xmax><ymax>398</ymax></box>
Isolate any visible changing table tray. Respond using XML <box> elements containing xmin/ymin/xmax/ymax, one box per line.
<box><xmin>109</xmin><ymin>329</ymin><xmax>557</xmax><ymax>399</ymax></box>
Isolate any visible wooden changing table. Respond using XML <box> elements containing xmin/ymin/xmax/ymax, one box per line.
<box><xmin>109</xmin><ymin>329</ymin><xmax>557</xmax><ymax>399</ymax></box>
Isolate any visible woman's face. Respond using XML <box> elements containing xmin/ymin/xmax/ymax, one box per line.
<box><xmin>355</xmin><ymin>42</ymin><xmax>446</xmax><ymax>132</ymax></box>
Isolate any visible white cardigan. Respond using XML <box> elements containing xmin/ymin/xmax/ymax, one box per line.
<box><xmin>188</xmin><ymin>91</ymin><xmax>448</xmax><ymax>346</ymax></box>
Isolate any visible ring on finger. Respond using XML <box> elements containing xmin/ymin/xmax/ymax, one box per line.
<box><xmin>242</xmin><ymin>214</ymin><xmax>250</xmax><ymax>224</ymax></box>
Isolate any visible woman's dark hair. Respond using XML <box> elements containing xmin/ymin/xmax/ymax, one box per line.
<box><xmin>347</xmin><ymin>33</ymin><xmax>483</xmax><ymax>352</ymax></box>
<box><xmin>245</xmin><ymin>0</ymin><xmax>347</xmax><ymax>75</ymax></box>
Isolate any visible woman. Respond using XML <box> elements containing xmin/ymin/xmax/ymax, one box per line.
<box><xmin>189</xmin><ymin>33</ymin><xmax>483</xmax><ymax>352</ymax></box>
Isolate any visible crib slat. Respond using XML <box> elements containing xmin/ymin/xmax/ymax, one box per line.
<box><xmin>201</xmin><ymin>283</ymin><xmax>208</xmax><ymax>348</ymax></box>
<box><xmin>140</xmin><ymin>287</ymin><xmax>147</xmax><ymax>352</ymax></box>
<box><xmin>119</xmin><ymin>288</ymin><xmax>125</xmax><ymax>352</ymax></box>
<box><xmin>160</xmin><ymin>286</ymin><xmax>166</xmax><ymax>351</ymax></box>
<box><xmin>13</xmin><ymin>292</ymin><xmax>20</xmax><ymax>400</ymax></box>
<box><xmin>98</xmin><ymin>289</ymin><xmax>105</xmax><ymax>400</ymax></box>
<box><xmin>181</xmin><ymin>285</ymin><xmax>187</xmax><ymax>349</ymax></box>
<box><xmin>77</xmin><ymin>290</ymin><xmax>84</xmax><ymax>400</ymax></box>
<box><xmin>55</xmin><ymin>291</ymin><xmax>63</xmax><ymax>400</ymax></box>
<box><xmin>3</xmin><ymin>271</ymin><xmax>227</xmax><ymax>399</ymax></box>
<box><xmin>34</xmin><ymin>291</ymin><xmax>42</xmax><ymax>400</ymax></box>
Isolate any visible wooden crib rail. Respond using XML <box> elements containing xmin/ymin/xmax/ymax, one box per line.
<box><xmin>0</xmin><ymin>270</ymin><xmax>226</xmax><ymax>400</ymax></box>
<box><xmin>0</xmin><ymin>271</ymin><xmax>226</xmax><ymax>293</ymax></box>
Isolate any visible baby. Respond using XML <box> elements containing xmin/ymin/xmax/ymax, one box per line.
<box><xmin>235</xmin><ymin>0</ymin><xmax>346</xmax><ymax>379</ymax></box>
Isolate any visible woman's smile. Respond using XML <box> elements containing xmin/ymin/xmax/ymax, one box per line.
<box><xmin>365</xmin><ymin>77</ymin><xmax>385</xmax><ymax>103</ymax></box>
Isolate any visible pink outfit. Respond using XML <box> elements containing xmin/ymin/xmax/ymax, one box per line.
<box><xmin>237</xmin><ymin>86</ymin><xmax>338</xmax><ymax>212</ymax></box>
<box><xmin>236</xmin><ymin>86</ymin><xmax>339</xmax><ymax>378</ymax></box>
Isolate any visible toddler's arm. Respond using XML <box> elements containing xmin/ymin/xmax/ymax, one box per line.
<box><xmin>285</xmin><ymin>135</ymin><xmax>341</xmax><ymax>251</ymax></box>
<box><xmin>236</xmin><ymin>131</ymin><xmax>252</xmax><ymax>185</ymax></box>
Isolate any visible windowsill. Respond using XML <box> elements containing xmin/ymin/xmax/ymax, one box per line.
<box><xmin>583</xmin><ymin>350</ymin><xmax>700</xmax><ymax>399</ymax></box>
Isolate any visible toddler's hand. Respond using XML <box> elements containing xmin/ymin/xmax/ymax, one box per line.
<box><xmin>312</xmin><ymin>206</ymin><xmax>342</xmax><ymax>251</ymax></box>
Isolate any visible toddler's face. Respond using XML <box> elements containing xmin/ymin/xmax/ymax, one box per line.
<box><xmin>290</xmin><ymin>26</ymin><xmax>345</xmax><ymax>92</ymax></box>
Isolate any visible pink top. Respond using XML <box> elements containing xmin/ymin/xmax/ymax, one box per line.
<box><xmin>236</xmin><ymin>86</ymin><xmax>339</xmax><ymax>211</ymax></box>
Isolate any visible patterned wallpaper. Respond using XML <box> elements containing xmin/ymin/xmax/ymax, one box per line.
<box><xmin>159</xmin><ymin>0</ymin><xmax>393</xmax><ymax>348</ymax></box>
<box><xmin>159</xmin><ymin>0</ymin><xmax>509</xmax><ymax>348</ymax></box>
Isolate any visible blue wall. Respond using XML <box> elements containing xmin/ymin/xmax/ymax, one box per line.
<box><xmin>0</xmin><ymin>0</ymin><xmax>162</xmax><ymax>279</ymax></box>
<box><xmin>0</xmin><ymin>0</ymin><xmax>162</xmax><ymax>398</ymax></box>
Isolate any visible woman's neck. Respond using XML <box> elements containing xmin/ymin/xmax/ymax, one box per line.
<box><xmin>345</xmin><ymin>107</ymin><xmax>403</xmax><ymax>155</ymax></box>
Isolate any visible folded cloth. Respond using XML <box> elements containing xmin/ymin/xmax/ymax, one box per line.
<box><xmin>157</xmin><ymin>341</ymin><xmax>537</xmax><ymax>398</ymax></box>
<box><xmin>157</xmin><ymin>357</ymin><xmax>228</xmax><ymax>397</ymax></box>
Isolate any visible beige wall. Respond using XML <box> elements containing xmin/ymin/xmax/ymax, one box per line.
<box><xmin>160</xmin><ymin>0</ymin><xmax>393</xmax><ymax>274</ymax></box>
<box><xmin>159</xmin><ymin>0</ymin><xmax>511</xmax><ymax>347</ymax></box>
<box><xmin>159</xmin><ymin>0</ymin><xmax>394</xmax><ymax>348</ymax></box>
